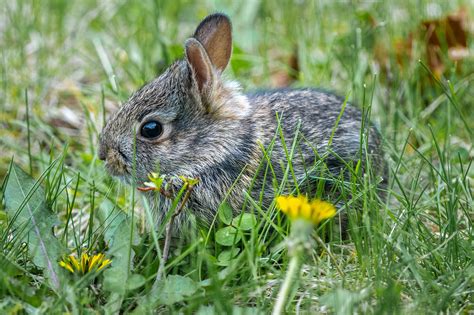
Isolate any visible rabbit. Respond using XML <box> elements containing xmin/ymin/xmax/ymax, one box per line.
<box><xmin>98</xmin><ymin>13</ymin><xmax>386</xmax><ymax>230</ymax></box>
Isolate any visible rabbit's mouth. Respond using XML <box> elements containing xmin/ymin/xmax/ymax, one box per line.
<box><xmin>105</xmin><ymin>161</ymin><xmax>130</xmax><ymax>179</ymax></box>
<box><xmin>103</xmin><ymin>148</ymin><xmax>131</xmax><ymax>178</ymax></box>
<box><xmin>103</xmin><ymin>149</ymin><xmax>151</xmax><ymax>185</ymax></box>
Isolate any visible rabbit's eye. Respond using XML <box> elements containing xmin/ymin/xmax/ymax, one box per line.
<box><xmin>140</xmin><ymin>121</ymin><xmax>163</xmax><ymax>139</ymax></box>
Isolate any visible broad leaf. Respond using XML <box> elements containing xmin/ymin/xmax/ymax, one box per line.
<box><xmin>132</xmin><ymin>275</ymin><xmax>199</xmax><ymax>312</ymax></box>
<box><xmin>217</xmin><ymin>248</ymin><xmax>241</xmax><ymax>266</ymax></box>
<box><xmin>215</xmin><ymin>226</ymin><xmax>241</xmax><ymax>246</ymax></box>
<box><xmin>155</xmin><ymin>275</ymin><xmax>198</xmax><ymax>305</ymax></box>
<box><xmin>218</xmin><ymin>202</ymin><xmax>233</xmax><ymax>225</ymax></box>
<box><xmin>232</xmin><ymin>213</ymin><xmax>257</xmax><ymax>231</ymax></box>
<box><xmin>126</xmin><ymin>273</ymin><xmax>146</xmax><ymax>291</ymax></box>
<box><xmin>4</xmin><ymin>164</ymin><xmax>63</xmax><ymax>291</ymax></box>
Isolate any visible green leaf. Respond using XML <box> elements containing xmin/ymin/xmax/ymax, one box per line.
<box><xmin>217</xmin><ymin>248</ymin><xmax>241</xmax><ymax>266</ymax></box>
<box><xmin>218</xmin><ymin>202</ymin><xmax>233</xmax><ymax>225</ymax></box>
<box><xmin>4</xmin><ymin>164</ymin><xmax>63</xmax><ymax>291</ymax></box>
<box><xmin>232</xmin><ymin>213</ymin><xmax>257</xmax><ymax>231</ymax></box>
<box><xmin>0</xmin><ymin>253</ymin><xmax>24</xmax><ymax>278</ymax></box>
<box><xmin>99</xmin><ymin>199</ymin><xmax>140</xmax><ymax>312</ymax></box>
<box><xmin>0</xmin><ymin>210</ymin><xmax>7</xmax><ymax>221</ymax></box>
<box><xmin>156</xmin><ymin>275</ymin><xmax>198</xmax><ymax>305</ymax></box>
<box><xmin>132</xmin><ymin>275</ymin><xmax>199</xmax><ymax>311</ymax></box>
<box><xmin>126</xmin><ymin>274</ymin><xmax>146</xmax><ymax>291</ymax></box>
<box><xmin>215</xmin><ymin>226</ymin><xmax>241</xmax><ymax>246</ymax></box>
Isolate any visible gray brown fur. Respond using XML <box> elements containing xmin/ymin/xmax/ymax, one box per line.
<box><xmin>98</xmin><ymin>13</ymin><xmax>385</xmax><ymax>228</ymax></box>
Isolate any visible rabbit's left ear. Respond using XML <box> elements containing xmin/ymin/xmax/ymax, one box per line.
<box><xmin>185</xmin><ymin>38</ymin><xmax>213</xmax><ymax>92</ymax></box>
<box><xmin>193</xmin><ymin>13</ymin><xmax>232</xmax><ymax>72</ymax></box>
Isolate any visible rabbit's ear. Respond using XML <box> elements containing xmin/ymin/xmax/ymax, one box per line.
<box><xmin>185</xmin><ymin>38</ymin><xmax>213</xmax><ymax>91</ymax></box>
<box><xmin>186</xmin><ymin>14</ymin><xmax>249</xmax><ymax>119</ymax></box>
<box><xmin>192</xmin><ymin>13</ymin><xmax>232</xmax><ymax>72</ymax></box>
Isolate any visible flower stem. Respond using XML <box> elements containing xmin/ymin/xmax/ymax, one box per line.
<box><xmin>272</xmin><ymin>254</ymin><xmax>301</xmax><ymax>315</ymax></box>
<box><xmin>272</xmin><ymin>220</ymin><xmax>310</xmax><ymax>315</ymax></box>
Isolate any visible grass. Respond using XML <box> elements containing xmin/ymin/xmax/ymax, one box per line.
<box><xmin>1</xmin><ymin>0</ymin><xmax>473</xmax><ymax>313</ymax></box>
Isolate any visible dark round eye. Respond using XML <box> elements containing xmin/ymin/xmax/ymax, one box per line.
<box><xmin>140</xmin><ymin>121</ymin><xmax>163</xmax><ymax>139</ymax></box>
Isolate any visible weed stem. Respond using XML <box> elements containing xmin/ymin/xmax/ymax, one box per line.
<box><xmin>155</xmin><ymin>183</ymin><xmax>194</xmax><ymax>282</ymax></box>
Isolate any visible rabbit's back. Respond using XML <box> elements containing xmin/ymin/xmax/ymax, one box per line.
<box><xmin>248</xmin><ymin>88</ymin><xmax>385</xmax><ymax>188</ymax></box>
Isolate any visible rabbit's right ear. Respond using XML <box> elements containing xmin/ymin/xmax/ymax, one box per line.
<box><xmin>185</xmin><ymin>14</ymin><xmax>232</xmax><ymax>91</ymax></box>
<box><xmin>193</xmin><ymin>13</ymin><xmax>232</xmax><ymax>72</ymax></box>
<box><xmin>185</xmin><ymin>14</ymin><xmax>250</xmax><ymax>119</ymax></box>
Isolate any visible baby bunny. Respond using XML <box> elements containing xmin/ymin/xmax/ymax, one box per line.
<box><xmin>98</xmin><ymin>13</ymin><xmax>386</xmax><ymax>228</ymax></box>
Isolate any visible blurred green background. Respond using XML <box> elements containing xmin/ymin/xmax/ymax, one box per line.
<box><xmin>1</xmin><ymin>1</ymin><xmax>473</xmax><ymax>173</ymax></box>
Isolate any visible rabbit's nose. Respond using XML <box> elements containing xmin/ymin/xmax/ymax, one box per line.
<box><xmin>98</xmin><ymin>144</ymin><xmax>107</xmax><ymax>161</ymax></box>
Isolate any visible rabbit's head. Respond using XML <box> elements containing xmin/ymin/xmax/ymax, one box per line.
<box><xmin>98</xmin><ymin>14</ymin><xmax>252</xmax><ymax>184</ymax></box>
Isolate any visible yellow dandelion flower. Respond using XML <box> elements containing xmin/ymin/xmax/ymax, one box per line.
<box><xmin>310</xmin><ymin>199</ymin><xmax>337</xmax><ymax>224</ymax></box>
<box><xmin>81</xmin><ymin>252</ymin><xmax>89</xmax><ymax>273</ymax></box>
<box><xmin>88</xmin><ymin>253</ymin><xmax>104</xmax><ymax>270</ymax></box>
<box><xmin>59</xmin><ymin>260</ymin><xmax>74</xmax><ymax>273</ymax></box>
<box><xmin>98</xmin><ymin>259</ymin><xmax>112</xmax><ymax>271</ymax></box>
<box><xmin>59</xmin><ymin>251</ymin><xmax>112</xmax><ymax>274</ymax></box>
<box><xmin>69</xmin><ymin>254</ymin><xmax>81</xmax><ymax>271</ymax></box>
<box><xmin>276</xmin><ymin>195</ymin><xmax>336</xmax><ymax>225</ymax></box>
